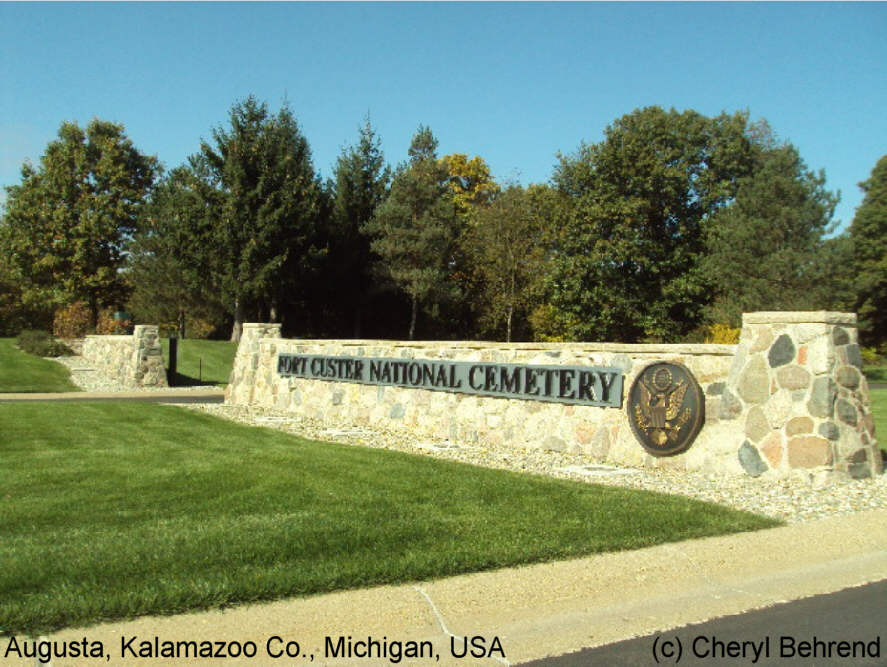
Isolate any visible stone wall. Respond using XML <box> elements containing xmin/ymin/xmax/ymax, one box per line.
<box><xmin>721</xmin><ymin>312</ymin><xmax>880</xmax><ymax>479</ymax></box>
<box><xmin>81</xmin><ymin>325</ymin><xmax>168</xmax><ymax>388</ymax></box>
<box><xmin>225</xmin><ymin>313</ymin><xmax>880</xmax><ymax>480</ymax></box>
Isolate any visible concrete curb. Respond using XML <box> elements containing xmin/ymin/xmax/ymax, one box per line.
<box><xmin>6</xmin><ymin>509</ymin><xmax>886</xmax><ymax>666</ymax></box>
<box><xmin>0</xmin><ymin>389</ymin><xmax>224</xmax><ymax>403</ymax></box>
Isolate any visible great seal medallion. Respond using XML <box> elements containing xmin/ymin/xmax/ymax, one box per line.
<box><xmin>628</xmin><ymin>362</ymin><xmax>704</xmax><ymax>456</ymax></box>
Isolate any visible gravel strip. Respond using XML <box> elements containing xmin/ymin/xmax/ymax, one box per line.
<box><xmin>51</xmin><ymin>355</ymin><xmax>216</xmax><ymax>393</ymax></box>
<box><xmin>181</xmin><ymin>403</ymin><xmax>887</xmax><ymax>525</ymax></box>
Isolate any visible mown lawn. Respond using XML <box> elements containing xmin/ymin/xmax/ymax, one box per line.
<box><xmin>865</xmin><ymin>365</ymin><xmax>887</xmax><ymax>383</ymax></box>
<box><xmin>870</xmin><ymin>387</ymin><xmax>886</xmax><ymax>457</ymax></box>
<box><xmin>0</xmin><ymin>338</ymin><xmax>79</xmax><ymax>393</ymax></box>
<box><xmin>160</xmin><ymin>338</ymin><xmax>237</xmax><ymax>386</ymax></box>
<box><xmin>0</xmin><ymin>402</ymin><xmax>780</xmax><ymax>634</ymax></box>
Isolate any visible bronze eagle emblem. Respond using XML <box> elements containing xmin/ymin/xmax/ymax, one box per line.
<box><xmin>632</xmin><ymin>367</ymin><xmax>691</xmax><ymax>447</ymax></box>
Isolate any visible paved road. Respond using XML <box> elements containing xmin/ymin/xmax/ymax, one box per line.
<box><xmin>522</xmin><ymin>580</ymin><xmax>887</xmax><ymax>666</ymax></box>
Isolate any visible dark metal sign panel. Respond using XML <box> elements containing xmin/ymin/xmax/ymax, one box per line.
<box><xmin>628</xmin><ymin>362</ymin><xmax>704</xmax><ymax>456</ymax></box>
<box><xmin>278</xmin><ymin>354</ymin><xmax>623</xmax><ymax>408</ymax></box>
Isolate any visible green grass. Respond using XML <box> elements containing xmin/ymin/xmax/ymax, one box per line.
<box><xmin>0</xmin><ymin>402</ymin><xmax>780</xmax><ymax>634</ymax></box>
<box><xmin>870</xmin><ymin>387</ymin><xmax>886</xmax><ymax>458</ymax></box>
<box><xmin>0</xmin><ymin>338</ymin><xmax>80</xmax><ymax>393</ymax></box>
<box><xmin>865</xmin><ymin>365</ymin><xmax>887</xmax><ymax>383</ymax></box>
<box><xmin>160</xmin><ymin>338</ymin><xmax>237</xmax><ymax>386</ymax></box>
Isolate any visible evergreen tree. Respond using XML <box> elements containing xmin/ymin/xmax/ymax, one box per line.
<box><xmin>329</xmin><ymin>116</ymin><xmax>391</xmax><ymax>336</ymax></box>
<box><xmin>364</xmin><ymin>126</ymin><xmax>458</xmax><ymax>340</ymax></box>
<box><xmin>703</xmin><ymin>141</ymin><xmax>840</xmax><ymax>325</ymax></box>
<box><xmin>850</xmin><ymin>155</ymin><xmax>887</xmax><ymax>345</ymax></box>
<box><xmin>127</xmin><ymin>167</ymin><xmax>225</xmax><ymax>337</ymax></box>
<box><xmin>194</xmin><ymin>96</ymin><xmax>321</xmax><ymax>341</ymax></box>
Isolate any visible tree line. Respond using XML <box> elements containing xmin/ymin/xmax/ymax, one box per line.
<box><xmin>1</xmin><ymin>97</ymin><xmax>885</xmax><ymax>347</ymax></box>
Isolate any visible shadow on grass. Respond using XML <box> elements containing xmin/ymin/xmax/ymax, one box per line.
<box><xmin>166</xmin><ymin>372</ymin><xmax>222</xmax><ymax>388</ymax></box>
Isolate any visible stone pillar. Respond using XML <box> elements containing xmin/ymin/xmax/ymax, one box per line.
<box><xmin>131</xmin><ymin>325</ymin><xmax>168</xmax><ymax>388</ymax></box>
<box><xmin>225</xmin><ymin>323</ymin><xmax>281</xmax><ymax>405</ymax></box>
<box><xmin>720</xmin><ymin>312</ymin><xmax>880</xmax><ymax>480</ymax></box>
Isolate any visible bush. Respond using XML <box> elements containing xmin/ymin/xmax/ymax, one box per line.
<box><xmin>17</xmin><ymin>330</ymin><xmax>72</xmax><ymax>357</ymax></box>
<box><xmin>96</xmin><ymin>309</ymin><xmax>133</xmax><ymax>335</ymax></box>
<box><xmin>862</xmin><ymin>347</ymin><xmax>882</xmax><ymax>367</ymax></box>
<box><xmin>705</xmin><ymin>323</ymin><xmax>741</xmax><ymax>345</ymax></box>
<box><xmin>53</xmin><ymin>301</ymin><xmax>92</xmax><ymax>339</ymax></box>
<box><xmin>529</xmin><ymin>304</ymin><xmax>578</xmax><ymax>342</ymax></box>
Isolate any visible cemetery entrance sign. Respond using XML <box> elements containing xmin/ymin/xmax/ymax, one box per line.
<box><xmin>227</xmin><ymin>313</ymin><xmax>882</xmax><ymax>481</ymax></box>
<box><xmin>278</xmin><ymin>354</ymin><xmax>623</xmax><ymax>408</ymax></box>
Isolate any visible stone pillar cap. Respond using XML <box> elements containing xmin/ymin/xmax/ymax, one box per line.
<box><xmin>742</xmin><ymin>312</ymin><xmax>857</xmax><ymax>326</ymax></box>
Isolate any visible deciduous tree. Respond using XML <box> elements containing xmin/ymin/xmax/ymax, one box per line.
<box><xmin>1</xmin><ymin>120</ymin><xmax>158</xmax><ymax>325</ymax></box>
<box><xmin>550</xmin><ymin>107</ymin><xmax>755</xmax><ymax>342</ymax></box>
<box><xmin>441</xmin><ymin>153</ymin><xmax>499</xmax><ymax>219</ymax></box>
<box><xmin>463</xmin><ymin>185</ymin><xmax>552</xmax><ymax>341</ymax></box>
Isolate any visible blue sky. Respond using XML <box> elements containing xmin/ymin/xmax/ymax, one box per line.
<box><xmin>2</xmin><ymin>2</ymin><xmax>885</xmax><ymax>229</ymax></box>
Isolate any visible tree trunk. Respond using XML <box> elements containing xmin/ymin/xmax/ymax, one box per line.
<box><xmin>506</xmin><ymin>272</ymin><xmax>516</xmax><ymax>343</ymax></box>
<box><xmin>88</xmin><ymin>294</ymin><xmax>99</xmax><ymax>332</ymax></box>
<box><xmin>353</xmin><ymin>306</ymin><xmax>362</xmax><ymax>339</ymax></box>
<box><xmin>230</xmin><ymin>297</ymin><xmax>244</xmax><ymax>343</ymax></box>
<box><xmin>178</xmin><ymin>309</ymin><xmax>187</xmax><ymax>339</ymax></box>
<box><xmin>270</xmin><ymin>299</ymin><xmax>278</xmax><ymax>323</ymax></box>
<box><xmin>408</xmin><ymin>294</ymin><xmax>418</xmax><ymax>341</ymax></box>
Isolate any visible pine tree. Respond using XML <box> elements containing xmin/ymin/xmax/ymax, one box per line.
<box><xmin>704</xmin><ymin>142</ymin><xmax>840</xmax><ymax>325</ymax></box>
<box><xmin>329</xmin><ymin>116</ymin><xmax>391</xmax><ymax>336</ymax></box>
<box><xmin>850</xmin><ymin>155</ymin><xmax>887</xmax><ymax>345</ymax></box>
<box><xmin>127</xmin><ymin>167</ymin><xmax>225</xmax><ymax>337</ymax></box>
<box><xmin>364</xmin><ymin>126</ymin><xmax>457</xmax><ymax>340</ymax></box>
<box><xmin>194</xmin><ymin>96</ymin><xmax>321</xmax><ymax>341</ymax></box>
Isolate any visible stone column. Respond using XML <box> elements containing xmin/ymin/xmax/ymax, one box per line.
<box><xmin>225</xmin><ymin>323</ymin><xmax>282</xmax><ymax>405</ymax></box>
<box><xmin>720</xmin><ymin>312</ymin><xmax>880</xmax><ymax>480</ymax></box>
<box><xmin>131</xmin><ymin>325</ymin><xmax>168</xmax><ymax>388</ymax></box>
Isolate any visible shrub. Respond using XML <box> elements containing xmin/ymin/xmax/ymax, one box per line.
<box><xmin>186</xmin><ymin>317</ymin><xmax>216</xmax><ymax>339</ymax></box>
<box><xmin>96</xmin><ymin>309</ymin><xmax>133</xmax><ymax>335</ymax></box>
<box><xmin>52</xmin><ymin>301</ymin><xmax>92</xmax><ymax>339</ymax></box>
<box><xmin>17</xmin><ymin>330</ymin><xmax>72</xmax><ymax>357</ymax></box>
<box><xmin>861</xmin><ymin>347</ymin><xmax>882</xmax><ymax>367</ymax></box>
<box><xmin>529</xmin><ymin>304</ymin><xmax>578</xmax><ymax>343</ymax></box>
<box><xmin>705</xmin><ymin>323</ymin><xmax>741</xmax><ymax>345</ymax></box>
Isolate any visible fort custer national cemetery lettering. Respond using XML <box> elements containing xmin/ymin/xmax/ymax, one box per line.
<box><xmin>278</xmin><ymin>354</ymin><xmax>623</xmax><ymax>408</ymax></box>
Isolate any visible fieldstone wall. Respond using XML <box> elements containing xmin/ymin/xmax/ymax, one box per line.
<box><xmin>721</xmin><ymin>312</ymin><xmax>881</xmax><ymax>480</ymax></box>
<box><xmin>226</xmin><ymin>325</ymin><xmax>740</xmax><ymax>473</ymax></box>
<box><xmin>81</xmin><ymin>325</ymin><xmax>168</xmax><ymax>389</ymax></box>
<box><xmin>226</xmin><ymin>313</ymin><xmax>880</xmax><ymax>480</ymax></box>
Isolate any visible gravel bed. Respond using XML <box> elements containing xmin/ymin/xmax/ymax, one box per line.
<box><xmin>51</xmin><ymin>355</ymin><xmax>217</xmax><ymax>393</ymax></box>
<box><xmin>182</xmin><ymin>403</ymin><xmax>887</xmax><ymax>525</ymax></box>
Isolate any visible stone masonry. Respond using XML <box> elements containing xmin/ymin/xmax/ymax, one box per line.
<box><xmin>81</xmin><ymin>325</ymin><xmax>168</xmax><ymax>389</ymax></box>
<box><xmin>225</xmin><ymin>313</ymin><xmax>880</xmax><ymax>481</ymax></box>
<box><xmin>721</xmin><ymin>312</ymin><xmax>881</xmax><ymax>480</ymax></box>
